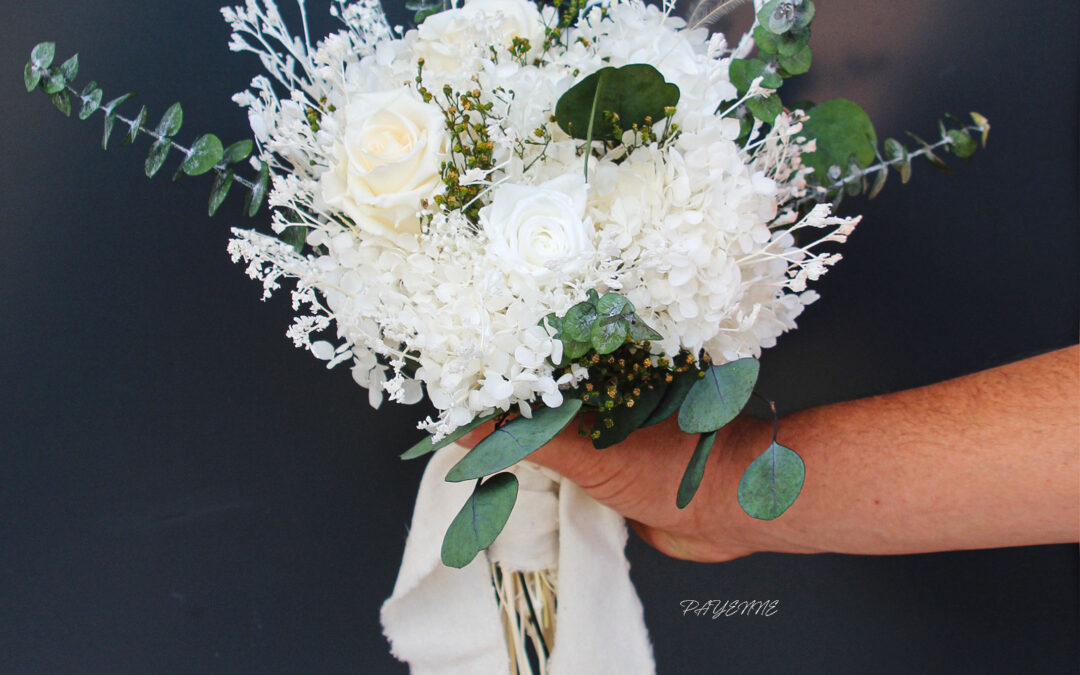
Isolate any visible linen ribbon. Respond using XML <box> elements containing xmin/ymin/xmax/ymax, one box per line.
<box><xmin>381</xmin><ymin>442</ymin><xmax>655</xmax><ymax>674</ymax></box>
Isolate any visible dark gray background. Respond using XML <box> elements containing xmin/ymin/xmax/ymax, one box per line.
<box><xmin>2</xmin><ymin>1</ymin><xmax>1077</xmax><ymax>673</ymax></box>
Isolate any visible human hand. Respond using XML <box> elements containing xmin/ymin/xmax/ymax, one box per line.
<box><xmin>460</xmin><ymin>413</ymin><xmax>782</xmax><ymax>563</ymax></box>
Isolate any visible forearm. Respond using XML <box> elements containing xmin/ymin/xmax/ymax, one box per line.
<box><xmin>723</xmin><ymin>346</ymin><xmax>1080</xmax><ymax>555</ymax></box>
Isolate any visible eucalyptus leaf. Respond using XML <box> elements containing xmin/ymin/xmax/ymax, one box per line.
<box><xmin>729</xmin><ymin>58</ymin><xmax>782</xmax><ymax>93</ymax></box>
<box><xmin>558</xmin><ymin>335</ymin><xmax>591</xmax><ymax>361</ymax></box>
<box><xmin>59</xmin><ymin>54</ymin><xmax>79</xmax><ymax>83</ymax></box>
<box><xmin>441</xmin><ymin>473</ymin><xmax>519</xmax><ymax>568</ymax></box>
<box><xmin>42</xmin><ymin>67</ymin><xmax>67</xmax><ymax>95</ymax></box>
<box><xmin>24</xmin><ymin>62</ymin><xmax>41</xmax><ymax>92</ymax></box>
<box><xmin>102</xmin><ymin>114</ymin><xmax>117</xmax><ymax>150</ymax></box>
<box><xmin>752</xmin><ymin>26</ymin><xmax>779</xmax><ymax>54</ymax></box>
<box><xmin>677</xmin><ymin>358</ymin><xmax>759</xmax><ymax>434</ymax></box>
<box><xmin>208</xmin><ymin>168</ymin><xmax>234</xmax><ymax>216</ymax></box>
<box><xmin>596</xmin><ymin>292</ymin><xmax>633</xmax><ymax>318</ymax></box>
<box><xmin>223</xmin><ymin>139</ymin><xmax>254</xmax><ymax>165</ymax></box>
<box><xmin>401</xmin><ymin>412</ymin><xmax>500</xmax><ymax>461</ymax></box>
<box><xmin>737</xmin><ymin>441</ymin><xmax>805</xmax><ymax>520</ymax></box>
<box><xmin>676</xmin><ymin>431</ymin><xmax>718</xmax><ymax>509</ymax></box>
<box><xmin>562</xmin><ymin>301</ymin><xmax>598</xmax><ymax>342</ymax></box>
<box><xmin>156</xmin><ymin>102</ymin><xmax>183</xmax><ymax>137</ymax></box>
<box><xmin>800</xmin><ymin>98</ymin><xmax>877</xmax><ymax>184</ymax></box>
<box><xmin>641</xmin><ymin>369</ymin><xmax>697</xmax><ymax>427</ymax></box>
<box><xmin>947</xmin><ymin>129</ymin><xmax>977</xmax><ymax>158</ymax></box>
<box><xmin>592</xmin><ymin>382</ymin><xmax>668</xmax><ymax>449</ymax></box>
<box><xmin>78</xmin><ymin>83</ymin><xmax>102</xmax><ymax>121</ymax></box>
<box><xmin>279</xmin><ymin>224</ymin><xmax>309</xmax><ymax>254</ymax></box>
<box><xmin>49</xmin><ymin>91</ymin><xmax>71</xmax><ymax>117</ymax></box>
<box><xmin>446</xmin><ymin>399</ymin><xmax>583</xmax><ymax>482</ymax></box>
<box><xmin>778</xmin><ymin>44</ymin><xmax>812</xmax><ymax>75</ymax></box>
<box><xmin>626</xmin><ymin>314</ymin><xmax>662</xmax><ymax>342</ymax></box>
<box><xmin>590</xmin><ymin>316</ymin><xmax>628</xmax><ymax>354</ymax></box>
<box><xmin>746</xmin><ymin>94</ymin><xmax>782</xmax><ymax>124</ymax></box>
<box><xmin>145</xmin><ymin>138</ymin><xmax>171</xmax><ymax>178</ymax></box>
<box><xmin>123</xmin><ymin>105</ymin><xmax>146</xmax><ymax>146</ymax></box>
<box><xmin>554</xmin><ymin>64</ymin><xmax>680</xmax><ymax>142</ymax></box>
<box><xmin>31</xmin><ymin>42</ymin><xmax>56</xmax><ymax>70</ymax></box>
<box><xmin>246</xmin><ymin>160</ymin><xmax>270</xmax><ymax>216</ymax></box>
<box><xmin>883</xmin><ymin>137</ymin><xmax>911</xmax><ymax>183</ymax></box>
<box><xmin>867</xmin><ymin>165</ymin><xmax>888</xmax><ymax>199</ymax></box>
<box><xmin>181</xmin><ymin>133</ymin><xmax>224</xmax><ymax>176</ymax></box>
<box><xmin>102</xmin><ymin>92</ymin><xmax>134</xmax><ymax>117</ymax></box>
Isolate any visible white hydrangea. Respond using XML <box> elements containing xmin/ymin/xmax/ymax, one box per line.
<box><xmin>225</xmin><ymin>0</ymin><xmax>859</xmax><ymax>439</ymax></box>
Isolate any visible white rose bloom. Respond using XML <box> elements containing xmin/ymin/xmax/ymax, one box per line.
<box><xmin>320</xmin><ymin>90</ymin><xmax>448</xmax><ymax>240</ymax></box>
<box><xmin>481</xmin><ymin>175</ymin><xmax>594</xmax><ymax>282</ymax></box>
<box><xmin>411</xmin><ymin>0</ymin><xmax>545</xmax><ymax>73</ymax></box>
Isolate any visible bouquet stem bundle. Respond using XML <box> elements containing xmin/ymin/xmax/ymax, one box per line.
<box><xmin>493</xmin><ymin>564</ymin><xmax>558</xmax><ymax>675</ymax></box>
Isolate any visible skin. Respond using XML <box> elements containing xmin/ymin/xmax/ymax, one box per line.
<box><xmin>462</xmin><ymin>345</ymin><xmax>1079</xmax><ymax>562</ymax></box>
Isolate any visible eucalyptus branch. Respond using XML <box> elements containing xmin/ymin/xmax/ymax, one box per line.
<box><xmin>799</xmin><ymin>117</ymin><xmax>990</xmax><ymax>207</ymax></box>
<box><xmin>23</xmin><ymin>42</ymin><xmax>271</xmax><ymax>220</ymax></box>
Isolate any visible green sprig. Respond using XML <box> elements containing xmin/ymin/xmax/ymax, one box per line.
<box><xmin>24</xmin><ymin>42</ymin><xmax>270</xmax><ymax>223</ymax></box>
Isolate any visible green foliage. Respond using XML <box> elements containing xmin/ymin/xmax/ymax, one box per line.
<box><xmin>591</xmin><ymin>381</ymin><xmax>667</xmax><ymax>449</ymax></box>
<box><xmin>145</xmin><ymin>139</ymin><xmax>171</xmax><ymax>178</ymax></box>
<box><xmin>800</xmin><ymin>98</ymin><xmax>878</xmax><ymax>183</ymax></box>
<box><xmin>678</xmin><ymin>358</ymin><xmax>759</xmax><ymax>434</ymax></box>
<box><xmin>278</xmin><ymin>224</ymin><xmax>308</xmax><ymax>254</ymax></box>
<box><xmin>223</xmin><ymin>139</ymin><xmax>254</xmax><ymax>165</ymax></box>
<box><xmin>208</xmin><ymin>168</ymin><xmax>234</xmax><ymax>216</ymax></box>
<box><xmin>441</xmin><ymin>473</ymin><xmax>519</xmax><ymax>568</ymax></box>
<box><xmin>554</xmin><ymin>63</ymin><xmax>680</xmax><ymax>143</ymax></box>
<box><xmin>181</xmin><ymin>134</ymin><xmax>223</xmax><ymax>176</ymax></box>
<box><xmin>737</xmin><ymin>441</ymin><xmax>805</xmax><ymax>520</ymax></box>
<box><xmin>883</xmin><ymin>137</ymin><xmax>911</xmax><ymax>183</ymax></box>
<box><xmin>25</xmin><ymin>42</ymin><xmax>266</xmax><ymax>220</ymax></box>
<box><xmin>676</xmin><ymin>431</ymin><xmax>718</xmax><ymax>509</ymax></box>
<box><xmin>123</xmin><ymin>105</ymin><xmax>146</xmax><ymax>146</ymax></box>
<box><xmin>246</xmin><ymin>160</ymin><xmax>270</xmax><ymax>217</ymax></box>
<box><xmin>78</xmin><ymin>82</ymin><xmax>102</xmax><ymax>121</ymax></box>
<box><xmin>155</xmin><ymin>103</ymin><xmax>183</xmax><ymax>137</ymax></box>
<box><xmin>400</xmin><ymin>411</ymin><xmax>500</xmax><ymax>461</ymax></box>
<box><xmin>729</xmin><ymin>58</ymin><xmax>782</xmax><ymax>93</ymax></box>
<box><xmin>549</xmin><ymin>291</ymin><xmax>662</xmax><ymax>363</ymax></box>
<box><xmin>758</xmin><ymin>0</ymin><xmax>815</xmax><ymax>34</ymax></box>
<box><xmin>640</xmin><ymin>370</ymin><xmax>697</xmax><ymax>427</ymax></box>
<box><xmin>445</xmin><ymin>399</ymin><xmax>583</xmax><ymax>482</ymax></box>
<box><xmin>49</xmin><ymin>91</ymin><xmax>71</xmax><ymax>117</ymax></box>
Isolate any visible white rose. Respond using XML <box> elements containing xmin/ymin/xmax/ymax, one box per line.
<box><xmin>411</xmin><ymin>0</ymin><xmax>545</xmax><ymax>73</ymax></box>
<box><xmin>320</xmin><ymin>90</ymin><xmax>448</xmax><ymax>240</ymax></box>
<box><xmin>481</xmin><ymin>175</ymin><xmax>594</xmax><ymax>281</ymax></box>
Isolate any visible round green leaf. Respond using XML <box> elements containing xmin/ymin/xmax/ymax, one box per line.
<box><xmin>554</xmin><ymin>64</ymin><xmax>680</xmax><ymax>142</ymax></box>
<box><xmin>441</xmin><ymin>473</ymin><xmax>519</xmax><ymax>568</ymax></box>
<box><xmin>181</xmin><ymin>134</ymin><xmax>224</xmax><ymax>176</ymax></box>
<box><xmin>562</xmin><ymin>301</ymin><xmax>598</xmax><ymax>342</ymax></box>
<box><xmin>78</xmin><ymin>84</ymin><xmax>102</xmax><ymax>121</ymax></box>
<box><xmin>596</xmin><ymin>292</ymin><xmax>633</xmax><ymax>318</ymax></box>
<box><xmin>49</xmin><ymin>91</ymin><xmax>71</xmax><ymax>118</ymax></box>
<box><xmin>590</xmin><ymin>316</ymin><xmax>628</xmax><ymax>354</ymax></box>
<box><xmin>59</xmin><ymin>54</ymin><xmax>79</xmax><ymax>83</ymax></box>
<box><xmin>676</xmin><ymin>431</ymin><xmax>718</xmax><ymax>509</ymax></box>
<box><xmin>677</xmin><ymin>358</ymin><xmax>760</xmax><ymax>434</ymax></box>
<box><xmin>156</xmin><ymin>103</ymin><xmax>183</xmax><ymax>137</ymax></box>
<box><xmin>626</xmin><ymin>314</ymin><xmax>662</xmax><ymax>342</ymax></box>
<box><xmin>729</xmin><ymin>58</ymin><xmax>782</xmax><ymax>93</ymax></box>
<box><xmin>737</xmin><ymin>441</ymin><xmax>805</xmax><ymax>520</ymax></box>
<box><xmin>558</xmin><ymin>335</ymin><xmax>591</xmax><ymax>361</ymax></box>
<box><xmin>223</xmin><ymin>139</ymin><xmax>254</xmax><ymax>165</ymax></box>
<box><xmin>778</xmin><ymin>43</ymin><xmax>812</xmax><ymax>75</ymax></box>
<box><xmin>145</xmin><ymin>138</ymin><xmax>171</xmax><ymax>178</ymax></box>
<box><xmin>747</xmin><ymin>94</ymin><xmax>782</xmax><ymax>124</ymax></box>
<box><xmin>24</xmin><ymin>62</ymin><xmax>42</xmax><ymax>92</ymax></box>
<box><xmin>446</xmin><ymin>399</ymin><xmax>583</xmax><ymax>482</ymax></box>
<box><xmin>31</xmin><ymin>42</ymin><xmax>55</xmax><ymax>70</ymax></box>
<box><xmin>42</xmin><ymin>67</ymin><xmax>67</xmax><ymax>95</ymax></box>
<box><xmin>800</xmin><ymin>98</ymin><xmax>878</xmax><ymax>184</ymax></box>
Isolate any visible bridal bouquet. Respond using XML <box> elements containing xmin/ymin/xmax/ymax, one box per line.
<box><xmin>23</xmin><ymin>0</ymin><xmax>987</xmax><ymax>671</ymax></box>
